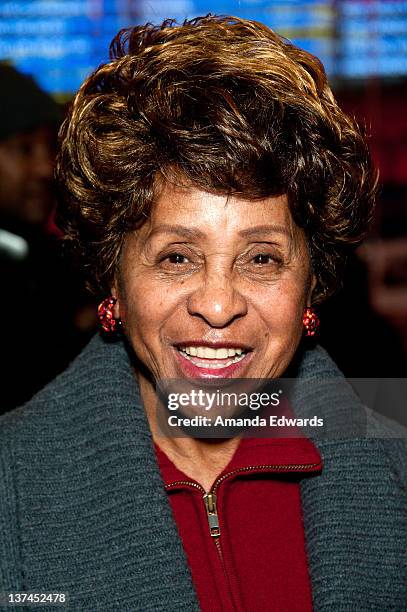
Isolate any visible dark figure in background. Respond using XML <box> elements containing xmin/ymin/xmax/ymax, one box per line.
<box><xmin>319</xmin><ymin>252</ymin><xmax>406</xmax><ymax>378</ymax></box>
<box><xmin>0</xmin><ymin>65</ymin><xmax>96</xmax><ymax>413</ymax></box>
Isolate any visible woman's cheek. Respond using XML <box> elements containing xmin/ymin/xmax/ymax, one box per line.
<box><xmin>122</xmin><ymin>281</ymin><xmax>171</xmax><ymax>340</ymax></box>
<box><xmin>254</xmin><ymin>279</ymin><xmax>305</xmax><ymax>324</ymax></box>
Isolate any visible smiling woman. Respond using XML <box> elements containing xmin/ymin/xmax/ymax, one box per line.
<box><xmin>117</xmin><ymin>188</ymin><xmax>312</xmax><ymax>387</ymax></box>
<box><xmin>0</xmin><ymin>14</ymin><xmax>406</xmax><ymax>612</ymax></box>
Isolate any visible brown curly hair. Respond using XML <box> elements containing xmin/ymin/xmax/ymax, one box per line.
<box><xmin>55</xmin><ymin>14</ymin><xmax>378</xmax><ymax>302</ymax></box>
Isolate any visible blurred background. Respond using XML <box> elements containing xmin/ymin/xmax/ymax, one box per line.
<box><xmin>0</xmin><ymin>0</ymin><xmax>406</xmax><ymax>414</ymax></box>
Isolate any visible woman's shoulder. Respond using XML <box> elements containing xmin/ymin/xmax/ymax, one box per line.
<box><xmin>290</xmin><ymin>342</ymin><xmax>407</xmax><ymax>477</ymax></box>
<box><xmin>0</xmin><ymin>333</ymin><xmax>134</xmax><ymax>434</ymax></box>
<box><xmin>0</xmin><ymin>334</ymin><xmax>147</xmax><ymax>487</ymax></box>
<box><xmin>0</xmin><ymin>335</ymin><xmax>96</xmax><ymax>434</ymax></box>
<box><xmin>0</xmin><ymin>331</ymin><xmax>146</xmax><ymax>516</ymax></box>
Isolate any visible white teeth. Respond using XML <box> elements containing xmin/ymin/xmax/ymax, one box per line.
<box><xmin>178</xmin><ymin>346</ymin><xmax>248</xmax><ymax>368</ymax></box>
<box><xmin>179</xmin><ymin>351</ymin><xmax>246</xmax><ymax>368</ymax></box>
<box><xmin>181</xmin><ymin>346</ymin><xmax>246</xmax><ymax>358</ymax></box>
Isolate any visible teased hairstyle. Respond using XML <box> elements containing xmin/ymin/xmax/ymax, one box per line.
<box><xmin>56</xmin><ymin>14</ymin><xmax>378</xmax><ymax>302</ymax></box>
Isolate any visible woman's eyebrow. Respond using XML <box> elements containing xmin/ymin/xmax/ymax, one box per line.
<box><xmin>146</xmin><ymin>223</ymin><xmax>291</xmax><ymax>242</ymax></box>
<box><xmin>239</xmin><ymin>224</ymin><xmax>291</xmax><ymax>238</ymax></box>
<box><xmin>148</xmin><ymin>224</ymin><xmax>206</xmax><ymax>240</ymax></box>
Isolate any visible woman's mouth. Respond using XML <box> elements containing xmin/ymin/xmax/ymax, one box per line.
<box><xmin>173</xmin><ymin>344</ymin><xmax>253</xmax><ymax>378</ymax></box>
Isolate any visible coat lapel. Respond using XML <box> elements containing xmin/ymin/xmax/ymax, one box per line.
<box><xmin>14</xmin><ymin>335</ymin><xmax>201</xmax><ymax>611</ymax></box>
<box><xmin>15</xmin><ymin>335</ymin><xmax>404</xmax><ymax>610</ymax></box>
<box><xmin>292</xmin><ymin>344</ymin><xmax>406</xmax><ymax>610</ymax></box>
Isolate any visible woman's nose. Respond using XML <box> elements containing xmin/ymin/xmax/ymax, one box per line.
<box><xmin>186</xmin><ymin>271</ymin><xmax>248</xmax><ymax>327</ymax></box>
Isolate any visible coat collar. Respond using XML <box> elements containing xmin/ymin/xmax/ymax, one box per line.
<box><xmin>15</xmin><ymin>333</ymin><xmax>403</xmax><ymax>610</ymax></box>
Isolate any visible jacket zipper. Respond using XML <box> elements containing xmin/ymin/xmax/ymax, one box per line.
<box><xmin>203</xmin><ymin>492</ymin><xmax>221</xmax><ymax>537</ymax></box>
<box><xmin>165</xmin><ymin>461</ymin><xmax>321</xmax><ymax>538</ymax></box>
<box><xmin>164</xmin><ymin>461</ymin><xmax>320</xmax><ymax>608</ymax></box>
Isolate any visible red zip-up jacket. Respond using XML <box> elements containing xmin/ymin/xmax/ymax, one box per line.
<box><xmin>155</xmin><ymin>436</ymin><xmax>323</xmax><ymax>611</ymax></box>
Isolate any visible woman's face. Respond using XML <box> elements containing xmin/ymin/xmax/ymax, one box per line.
<box><xmin>113</xmin><ymin>181</ymin><xmax>315</xmax><ymax>385</ymax></box>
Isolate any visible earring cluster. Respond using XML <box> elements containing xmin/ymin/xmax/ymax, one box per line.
<box><xmin>97</xmin><ymin>296</ymin><xmax>320</xmax><ymax>338</ymax></box>
<box><xmin>302</xmin><ymin>306</ymin><xmax>320</xmax><ymax>337</ymax></box>
<box><xmin>97</xmin><ymin>296</ymin><xmax>122</xmax><ymax>334</ymax></box>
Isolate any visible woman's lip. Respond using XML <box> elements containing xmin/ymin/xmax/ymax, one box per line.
<box><xmin>174</xmin><ymin>340</ymin><xmax>253</xmax><ymax>350</ymax></box>
<box><xmin>173</xmin><ymin>347</ymin><xmax>253</xmax><ymax>378</ymax></box>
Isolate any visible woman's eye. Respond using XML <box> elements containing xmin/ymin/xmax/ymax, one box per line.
<box><xmin>164</xmin><ymin>253</ymin><xmax>189</xmax><ymax>265</ymax></box>
<box><xmin>252</xmin><ymin>254</ymin><xmax>277</xmax><ymax>265</ymax></box>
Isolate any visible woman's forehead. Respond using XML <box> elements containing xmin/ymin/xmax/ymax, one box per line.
<box><xmin>145</xmin><ymin>181</ymin><xmax>298</xmax><ymax>238</ymax></box>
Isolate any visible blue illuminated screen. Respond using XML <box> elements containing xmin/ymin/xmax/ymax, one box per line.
<box><xmin>0</xmin><ymin>1</ymin><xmax>406</xmax><ymax>96</ymax></box>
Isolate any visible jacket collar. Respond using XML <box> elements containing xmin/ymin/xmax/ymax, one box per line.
<box><xmin>29</xmin><ymin>333</ymin><xmax>398</xmax><ymax>610</ymax></box>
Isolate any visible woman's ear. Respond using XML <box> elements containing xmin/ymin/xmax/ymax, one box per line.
<box><xmin>110</xmin><ymin>282</ymin><xmax>121</xmax><ymax>319</ymax></box>
<box><xmin>308</xmin><ymin>274</ymin><xmax>317</xmax><ymax>305</ymax></box>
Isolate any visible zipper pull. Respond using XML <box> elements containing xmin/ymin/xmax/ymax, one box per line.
<box><xmin>203</xmin><ymin>492</ymin><xmax>220</xmax><ymax>537</ymax></box>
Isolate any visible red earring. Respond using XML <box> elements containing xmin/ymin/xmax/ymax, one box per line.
<box><xmin>98</xmin><ymin>296</ymin><xmax>122</xmax><ymax>334</ymax></box>
<box><xmin>303</xmin><ymin>306</ymin><xmax>320</xmax><ymax>337</ymax></box>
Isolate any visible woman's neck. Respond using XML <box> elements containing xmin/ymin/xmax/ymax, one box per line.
<box><xmin>137</xmin><ymin>373</ymin><xmax>242</xmax><ymax>492</ymax></box>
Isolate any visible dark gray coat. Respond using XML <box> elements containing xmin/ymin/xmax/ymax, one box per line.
<box><xmin>1</xmin><ymin>335</ymin><xmax>406</xmax><ymax>611</ymax></box>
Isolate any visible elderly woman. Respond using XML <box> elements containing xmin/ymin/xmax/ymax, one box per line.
<box><xmin>0</xmin><ymin>15</ymin><xmax>406</xmax><ymax>612</ymax></box>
